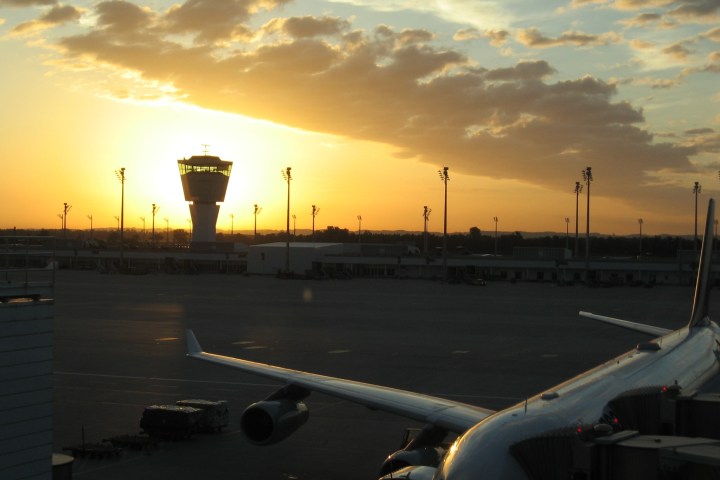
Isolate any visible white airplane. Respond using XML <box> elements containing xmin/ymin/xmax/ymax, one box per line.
<box><xmin>186</xmin><ymin>199</ymin><xmax>720</xmax><ymax>480</ymax></box>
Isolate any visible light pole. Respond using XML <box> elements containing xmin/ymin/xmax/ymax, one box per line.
<box><xmin>152</xmin><ymin>204</ymin><xmax>159</xmax><ymax>246</ymax></box>
<box><xmin>582</xmin><ymin>166</ymin><xmax>593</xmax><ymax>282</ymax></box>
<box><xmin>115</xmin><ymin>167</ymin><xmax>126</xmax><ymax>262</ymax></box>
<box><xmin>230</xmin><ymin>213</ymin><xmax>234</xmax><ymax>237</ymax></box>
<box><xmin>292</xmin><ymin>214</ymin><xmax>296</xmax><ymax>237</ymax></box>
<box><xmin>140</xmin><ymin>216</ymin><xmax>146</xmax><ymax>239</ymax></box>
<box><xmin>357</xmin><ymin>215</ymin><xmax>362</xmax><ymax>243</ymax></box>
<box><xmin>62</xmin><ymin>203</ymin><xmax>71</xmax><ymax>238</ymax></box>
<box><xmin>638</xmin><ymin>218</ymin><xmax>643</xmax><ymax>254</ymax></box>
<box><xmin>438</xmin><ymin>166</ymin><xmax>449</xmax><ymax>281</ymax></box>
<box><xmin>164</xmin><ymin>217</ymin><xmax>169</xmax><ymax>243</ymax></box>
<box><xmin>423</xmin><ymin>206</ymin><xmax>432</xmax><ymax>254</ymax></box>
<box><xmin>693</xmin><ymin>181</ymin><xmax>702</xmax><ymax>254</ymax></box>
<box><xmin>87</xmin><ymin>214</ymin><xmax>93</xmax><ymax>239</ymax></box>
<box><xmin>565</xmin><ymin>217</ymin><xmax>570</xmax><ymax>250</ymax></box>
<box><xmin>574</xmin><ymin>181</ymin><xmax>582</xmax><ymax>258</ymax></box>
<box><xmin>282</xmin><ymin>167</ymin><xmax>292</xmax><ymax>274</ymax></box>
<box><xmin>493</xmin><ymin>216</ymin><xmax>499</xmax><ymax>256</ymax></box>
<box><xmin>253</xmin><ymin>204</ymin><xmax>262</xmax><ymax>239</ymax></box>
<box><xmin>57</xmin><ymin>213</ymin><xmax>63</xmax><ymax>232</ymax></box>
<box><xmin>114</xmin><ymin>215</ymin><xmax>120</xmax><ymax>231</ymax></box>
<box><xmin>312</xmin><ymin>205</ymin><xmax>319</xmax><ymax>242</ymax></box>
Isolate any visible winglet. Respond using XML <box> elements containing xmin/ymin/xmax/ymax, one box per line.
<box><xmin>186</xmin><ymin>329</ymin><xmax>203</xmax><ymax>355</ymax></box>
<box><xmin>689</xmin><ymin>198</ymin><xmax>715</xmax><ymax>328</ymax></box>
<box><xmin>579</xmin><ymin>311</ymin><xmax>671</xmax><ymax>337</ymax></box>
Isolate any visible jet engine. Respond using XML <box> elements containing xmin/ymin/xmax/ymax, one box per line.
<box><xmin>240</xmin><ymin>384</ymin><xmax>310</xmax><ymax>445</ymax></box>
<box><xmin>378</xmin><ymin>425</ymin><xmax>449</xmax><ymax>477</ymax></box>
<box><xmin>379</xmin><ymin>446</ymin><xmax>444</xmax><ymax>476</ymax></box>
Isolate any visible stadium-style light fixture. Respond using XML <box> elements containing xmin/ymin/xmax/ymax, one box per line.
<box><xmin>438</xmin><ymin>166</ymin><xmax>449</xmax><ymax>281</ymax></box>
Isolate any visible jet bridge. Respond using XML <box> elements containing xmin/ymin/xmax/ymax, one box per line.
<box><xmin>510</xmin><ymin>387</ymin><xmax>720</xmax><ymax>480</ymax></box>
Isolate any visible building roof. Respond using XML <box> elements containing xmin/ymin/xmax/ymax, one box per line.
<box><xmin>178</xmin><ymin>155</ymin><xmax>232</xmax><ymax>166</ymax></box>
<box><xmin>251</xmin><ymin>242</ymin><xmax>343</xmax><ymax>249</ymax></box>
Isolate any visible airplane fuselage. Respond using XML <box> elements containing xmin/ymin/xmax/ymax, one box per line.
<box><xmin>435</xmin><ymin>323</ymin><xmax>720</xmax><ymax>479</ymax></box>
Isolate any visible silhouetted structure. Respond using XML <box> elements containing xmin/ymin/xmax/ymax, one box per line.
<box><xmin>178</xmin><ymin>154</ymin><xmax>233</xmax><ymax>244</ymax></box>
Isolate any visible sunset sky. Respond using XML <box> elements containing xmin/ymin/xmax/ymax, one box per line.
<box><xmin>1</xmin><ymin>0</ymin><xmax>719</xmax><ymax>236</ymax></box>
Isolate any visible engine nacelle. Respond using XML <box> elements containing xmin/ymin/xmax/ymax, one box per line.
<box><xmin>379</xmin><ymin>446</ymin><xmax>445</xmax><ymax>477</ymax></box>
<box><xmin>240</xmin><ymin>399</ymin><xmax>309</xmax><ymax>445</ymax></box>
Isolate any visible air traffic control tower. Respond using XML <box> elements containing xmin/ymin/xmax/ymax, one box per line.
<box><xmin>178</xmin><ymin>153</ymin><xmax>233</xmax><ymax>244</ymax></box>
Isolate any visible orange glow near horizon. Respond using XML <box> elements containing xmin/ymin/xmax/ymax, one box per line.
<box><xmin>1</xmin><ymin>2</ymin><xmax>717</xmax><ymax>239</ymax></box>
<box><xmin>0</xmin><ymin>84</ymin><xmax>701</xmax><ymax>236</ymax></box>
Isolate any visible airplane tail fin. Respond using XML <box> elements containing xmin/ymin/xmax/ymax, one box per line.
<box><xmin>689</xmin><ymin>198</ymin><xmax>715</xmax><ymax>328</ymax></box>
<box><xmin>186</xmin><ymin>329</ymin><xmax>203</xmax><ymax>355</ymax></box>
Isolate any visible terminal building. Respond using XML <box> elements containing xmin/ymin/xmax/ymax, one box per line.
<box><xmin>177</xmin><ymin>153</ymin><xmax>233</xmax><ymax>247</ymax></box>
<box><xmin>0</xmin><ymin>237</ymin><xmax>57</xmax><ymax>479</ymax></box>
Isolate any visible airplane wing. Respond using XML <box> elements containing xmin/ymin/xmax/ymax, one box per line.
<box><xmin>186</xmin><ymin>330</ymin><xmax>494</xmax><ymax>433</ymax></box>
<box><xmin>579</xmin><ymin>311</ymin><xmax>671</xmax><ymax>337</ymax></box>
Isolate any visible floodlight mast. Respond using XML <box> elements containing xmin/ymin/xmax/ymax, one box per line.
<box><xmin>638</xmin><ymin>218</ymin><xmax>644</xmax><ymax>254</ymax></box>
<box><xmin>564</xmin><ymin>217</ymin><xmax>570</xmax><ymax>250</ymax></box>
<box><xmin>581</xmin><ymin>166</ymin><xmax>593</xmax><ymax>282</ymax></box>
<box><xmin>438</xmin><ymin>166</ymin><xmax>449</xmax><ymax>282</ymax></box>
<box><xmin>694</xmin><ymin>181</ymin><xmax>702</xmax><ymax>254</ymax></box>
<box><xmin>423</xmin><ymin>206</ymin><xmax>432</xmax><ymax>254</ymax></box>
<box><xmin>282</xmin><ymin>167</ymin><xmax>292</xmax><ymax>274</ymax></box>
<box><xmin>312</xmin><ymin>205</ymin><xmax>320</xmax><ymax>242</ymax></box>
<box><xmin>87</xmin><ymin>214</ymin><xmax>93</xmax><ymax>239</ymax></box>
<box><xmin>493</xmin><ymin>216</ymin><xmax>499</xmax><ymax>256</ymax></box>
<box><xmin>152</xmin><ymin>204</ymin><xmax>159</xmax><ymax>246</ymax></box>
<box><xmin>62</xmin><ymin>203</ymin><xmax>72</xmax><ymax>238</ymax></box>
<box><xmin>574</xmin><ymin>181</ymin><xmax>582</xmax><ymax>258</ymax></box>
<box><xmin>357</xmin><ymin>215</ymin><xmax>362</xmax><ymax>243</ymax></box>
<box><xmin>253</xmin><ymin>204</ymin><xmax>262</xmax><ymax>239</ymax></box>
<box><xmin>115</xmin><ymin>167</ymin><xmax>126</xmax><ymax>262</ymax></box>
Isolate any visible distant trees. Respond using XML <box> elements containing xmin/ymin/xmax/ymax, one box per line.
<box><xmin>0</xmin><ymin>226</ymin><xmax>695</xmax><ymax>258</ymax></box>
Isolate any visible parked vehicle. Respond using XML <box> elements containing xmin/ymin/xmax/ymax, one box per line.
<box><xmin>175</xmin><ymin>399</ymin><xmax>230</xmax><ymax>432</ymax></box>
<box><xmin>139</xmin><ymin>405</ymin><xmax>203</xmax><ymax>439</ymax></box>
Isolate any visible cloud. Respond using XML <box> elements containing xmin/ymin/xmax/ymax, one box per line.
<box><xmin>620</xmin><ymin>12</ymin><xmax>677</xmax><ymax>28</ymax></box>
<box><xmin>162</xmin><ymin>0</ymin><xmax>292</xmax><ymax>44</ymax></box>
<box><xmin>633</xmin><ymin>75</ymin><xmax>683</xmax><ymax>87</ymax></box>
<box><xmin>0</xmin><ymin>0</ymin><xmax>56</xmax><ymax>6</ymax></box>
<box><xmin>94</xmin><ymin>1</ymin><xmax>155</xmax><ymax>35</ymax></box>
<box><xmin>323</xmin><ymin>0</ymin><xmax>512</xmax><ymax>31</ymax></box>
<box><xmin>44</xmin><ymin>1</ymin><xmax>701</xmax><ymax>212</ymax></box>
<box><xmin>702</xmin><ymin>26</ymin><xmax>720</xmax><ymax>41</ymax></box>
<box><xmin>630</xmin><ymin>38</ymin><xmax>655</xmax><ymax>49</ymax></box>
<box><xmin>485</xmin><ymin>29</ymin><xmax>511</xmax><ymax>47</ymax></box>
<box><xmin>453</xmin><ymin>28</ymin><xmax>511</xmax><ymax>48</ymax></box>
<box><xmin>681</xmin><ymin>129</ymin><xmax>720</xmax><ymax>152</ymax></box>
<box><xmin>453</xmin><ymin>27</ymin><xmax>482</xmax><ymax>41</ymax></box>
<box><xmin>517</xmin><ymin>27</ymin><xmax>621</xmax><ymax>48</ymax></box>
<box><xmin>574</xmin><ymin>1</ymin><xmax>719</xmax><ymax>27</ymax></box>
<box><xmin>263</xmin><ymin>15</ymin><xmax>350</xmax><ymax>39</ymax></box>
<box><xmin>481</xmin><ymin>60</ymin><xmax>557</xmax><ymax>81</ymax></box>
<box><xmin>662</xmin><ymin>41</ymin><xmax>692</xmax><ymax>59</ymax></box>
<box><xmin>9</xmin><ymin>4</ymin><xmax>82</xmax><ymax>36</ymax></box>
<box><xmin>667</xmin><ymin>0</ymin><xmax>720</xmax><ymax>22</ymax></box>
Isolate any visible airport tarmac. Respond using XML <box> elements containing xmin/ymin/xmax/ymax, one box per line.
<box><xmin>51</xmin><ymin>271</ymin><xmax>713</xmax><ymax>479</ymax></box>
